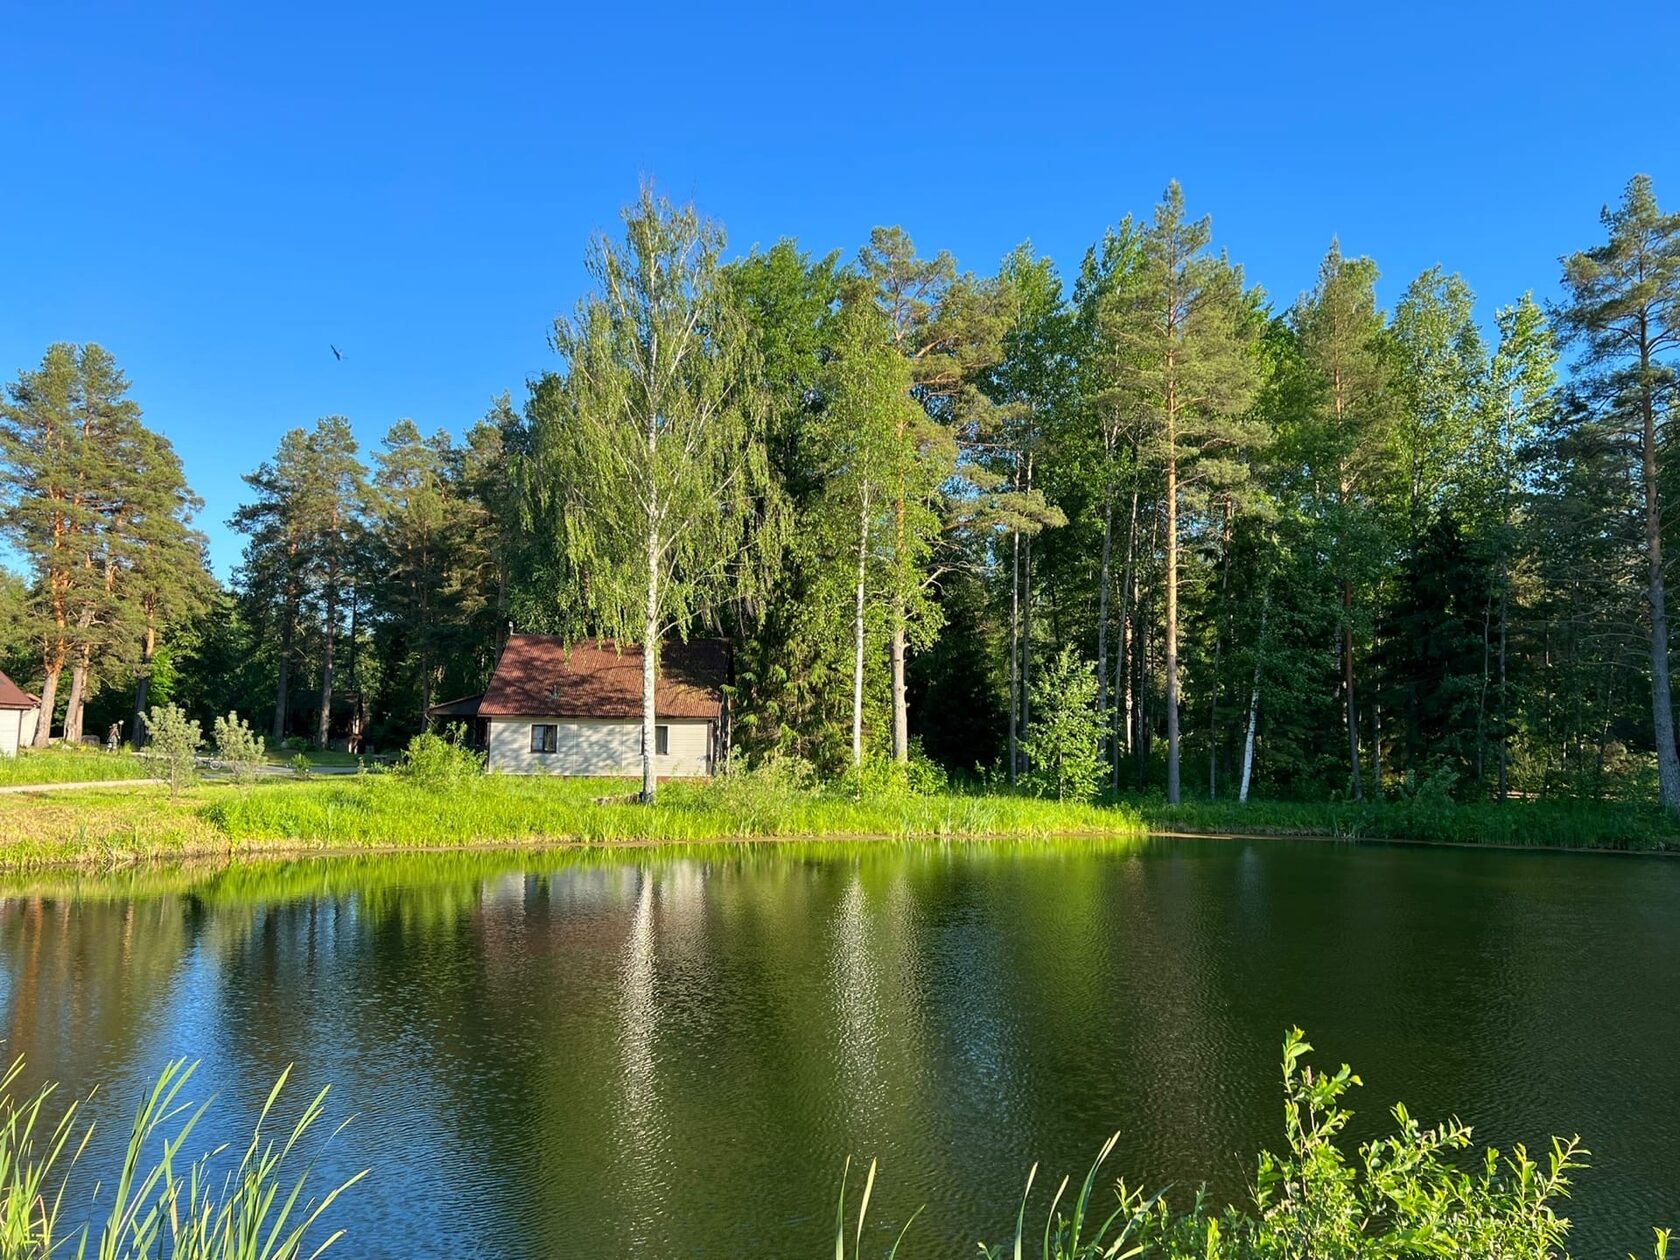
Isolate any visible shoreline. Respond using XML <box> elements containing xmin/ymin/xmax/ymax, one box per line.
<box><xmin>1</xmin><ymin>818</ymin><xmax>1674</xmax><ymax>882</ymax></box>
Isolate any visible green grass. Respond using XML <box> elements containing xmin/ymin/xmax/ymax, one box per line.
<box><xmin>203</xmin><ymin>773</ymin><xmax>1146</xmax><ymax>849</ymax></box>
<box><xmin>0</xmin><ymin>746</ymin><xmax>155</xmax><ymax>786</ymax></box>
<box><xmin>0</xmin><ymin>764</ymin><xmax>1674</xmax><ymax>874</ymax></box>
<box><xmin>1135</xmin><ymin>793</ymin><xmax>1680</xmax><ymax>851</ymax></box>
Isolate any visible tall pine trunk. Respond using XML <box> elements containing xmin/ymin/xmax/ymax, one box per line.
<box><xmin>1164</xmin><ymin>383</ymin><xmax>1182</xmax><ymax>805</ymax></box>
<box><xmin>131</xmin><ymin>622</ymin><xmax>156</xmax><ymax>749</ymax></box>
<box><xmin>1639</xmin><ymin>338</ymin><xmax>1680</xmax><ymax>811</ymax></box>
<box><xmin>1008</xmin><ymin>529</ymin><xmax>1020</xmax><ymax>783</ymax></box>
<box><xmin>1341</xmin><ymin>579</ymin><xmax>1362</xmax><ymax>800</ymax></box>
<box><xmin>1497</xmin><ymin>561</ymin><xmax>1510</xmax><ymax>801</ymax></box>
<box><xmin>316</xmin><ymin>558</ymin><xmax>337</xmax><ymax>750</ymax></box>
<box><xmin>64</xmin><ymin>644</ymin><xmax>90</xmax><ymax>744</ymax></box>
<box><xmin>1239</xmin><ymin>595</ymin><xmax>1268</xmax><ymax>803</ymax></box>
<box><xmin>1112</xmin><ymin>488</ymin><xmax>1138</xmax><ymax>790</ymax></box>
<box><xmin>1096</xmin><ymin>486</ymin><xmax>1115</xmax><ymax>768</ymax></box>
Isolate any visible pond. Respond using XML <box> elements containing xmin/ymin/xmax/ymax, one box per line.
<box><xmin>0</xmin><ymin>837</ymin><xmax>1674</xmax><ymax>1257</ymax></box>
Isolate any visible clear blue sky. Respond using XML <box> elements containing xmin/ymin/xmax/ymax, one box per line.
<box><xmin>4</xmin><ymin>0</ymin><xmax>1676</xmax><ymax>578</ymax></box>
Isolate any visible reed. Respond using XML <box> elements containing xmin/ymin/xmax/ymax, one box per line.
<box><xmin>0</xmin><ymin>1054</ymin><xmax>359</xmax><ymax>1260</ymax></box>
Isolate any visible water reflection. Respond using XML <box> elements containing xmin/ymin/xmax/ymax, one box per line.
<box><xmin>0</xmin><ymin>840</ymin><xmax>1675</xmax><ymax>1258</ymax></box>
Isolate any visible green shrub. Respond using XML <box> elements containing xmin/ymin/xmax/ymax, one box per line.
<box><xmin>141</xmin><ymin>705</ymin><xmax>201</xmax><ymax>796</ymax></box>
<box><xmin>847</xmin><ymin>1029</ymin><xmax>1672</xmax><ymax>1260</ymax></box>
<box><xmin>290</xmin><ymin>753</ymin><xmax>313</xmax><ymax>779</ymax></box>
<box><xmin>1022</xmin><ymin>647</ymin><xmax>1103</xmax><ymax>802</ymax></box>
<box><xmin>393</xmin><ymin>730</ymin><xmax>483</xmax><ymax>791</ymax></box>
<box><xmin>211</xmin><ymin>711</ymin><xmax>266</xmax><ymax>783</ymax></box>
<box><xmin>280</xmin><ymin>735</ymin><xmax>311</xmax><ymax>754</ymax></box>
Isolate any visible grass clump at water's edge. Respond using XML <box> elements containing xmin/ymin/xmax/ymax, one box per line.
<box><xmin>1138</xmin><ymin>794</ymin><xmax>1680</xmax><ymax>852</ymax></box>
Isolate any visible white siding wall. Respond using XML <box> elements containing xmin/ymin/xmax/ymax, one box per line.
<box><xmin>486</xmin><ymin>717</ymin><xmax>713</xmax><ymax>777</ymax></box>
<box><xmin>0</xmin><ymin>710</ymin><xmax>20</xmax><ymax>757</ymax></box>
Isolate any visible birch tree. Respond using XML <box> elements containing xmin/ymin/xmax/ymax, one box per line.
<box><xmin>551</xmin><ymin>186</ymin><xmax>776</xmax><ymax>801</ymax></box>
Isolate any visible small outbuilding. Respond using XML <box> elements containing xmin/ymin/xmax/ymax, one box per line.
<box><xmin>471</xmin><ymin>637</ymin><xmax>727</xmax><ymax>777</ymax></box>
<box><xmin>0</xmin><ymin>672</ymin><xmax>41</xmax><ymax>757</ymax></box>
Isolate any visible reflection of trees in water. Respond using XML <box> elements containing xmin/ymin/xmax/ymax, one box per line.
<box><xmin>0</xmin><ymin>895</ymin><xmax>193</xmax><ymax>1095</ymax></box>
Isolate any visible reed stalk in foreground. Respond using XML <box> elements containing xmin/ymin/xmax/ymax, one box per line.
<box><xmin>0</xmin><ymin>1054</ymin><xmax>361</xmax><ymax>1260</ymax></box>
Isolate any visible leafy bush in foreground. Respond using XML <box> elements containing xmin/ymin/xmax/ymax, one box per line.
<box><xmin>840</xmin><ymin>1030</ymin><xmax>1672</xmax><ymax>1259</ymax></box>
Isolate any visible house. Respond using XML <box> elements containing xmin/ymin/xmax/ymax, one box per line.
<box><xmin>0</xmin><ymin>672</ymin><xmax>41</xmax><ymax>756</ymax></box>
<box><xmin>448</xmin><ymin>636</ymin><xmax>727</xmax><ymax>777</ymax></box>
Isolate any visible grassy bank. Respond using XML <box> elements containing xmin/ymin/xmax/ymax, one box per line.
<box><xmin>0</xmin><ymin>773</ymin><xmax>1147</xmax><ymax>870</ymax></box>
<box><xmin>0</xmin><ymin>746</ymin><xmax>154</xmax><ymax>786</ymax></box>
<box><xmin>0</xmin><ymin>765</ymin><xmax>1674</xmax><ymax>872</ymax></box>
<box><xmin>1136</xmin><ymin>794</ymin><xmax>1680</xmax><ymax>851</ymax></box>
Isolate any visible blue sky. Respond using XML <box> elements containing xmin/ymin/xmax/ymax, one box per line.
<box><xmin>4</xmin><ymin>1</ymin><xmax>1676</xmax><ymax>578</ymax></box>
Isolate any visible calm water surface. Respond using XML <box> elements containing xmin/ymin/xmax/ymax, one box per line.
<box><xmin>0</xmin><ymin>838</ymin><xmax>1675</xmax><ymax>1257</ymax></box>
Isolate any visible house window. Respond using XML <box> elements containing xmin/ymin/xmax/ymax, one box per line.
<box><xmin>530</xmin><ymin>724</ymin><xmax>558</xmax><ymax>754</ymax></box>
<box><xmin>655</xmin><ymin>725</ymin><xmax>670</xmax><ymax>756</ymax></box>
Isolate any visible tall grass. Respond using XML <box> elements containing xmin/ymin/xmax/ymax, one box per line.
<box><xmin>0</xmin><ymin>1054</ymin><xmax>359</xmax><ymax>1259</ymax></box>
<box><xmin>200</xmin><ymin>773</ymin><xmax>1147</xmax><ymax>851</ymax></box>
<box><xmin>0</xmin><ymin>749</ymin><xmax>153</xmax><ymax>788</ymax></box>
<box><xmin>1140</xmin><ymin>795</ymin><xmax>1680</xmax><ymax>851</ymax></box>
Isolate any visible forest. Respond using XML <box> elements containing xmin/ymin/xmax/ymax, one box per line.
<box><xmin>2</xmin><ymin>173</ymin><xmax>1677</xmax><ymax>811</ymax></box>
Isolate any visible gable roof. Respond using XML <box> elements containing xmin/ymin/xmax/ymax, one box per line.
<box><xmin>478</xmin><ymin>637</ymin><xmax>727</xmax><ymax>720</ymax></box>
<box><xmin>0</xmin><ymin>671</ymin><xmax>37</xmax><ymax>711</ymax></box>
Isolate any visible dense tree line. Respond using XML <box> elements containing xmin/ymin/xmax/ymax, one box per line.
<box><xmin>3</xmin><ymin>175</ymin><xmax>1677</xmax><ymax>809</ymax></box>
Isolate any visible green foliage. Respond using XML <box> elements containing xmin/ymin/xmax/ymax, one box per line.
<box><xmin>393</xmin><ymin>729</ymin><xmax>483</xmax><ymax>791</ymax></box>
<box><xmin>0</xmin><ymin>1052</ymin><xmax>359</xmax><ymax>1259</ymax></box>
<box><xmin>141</xmin><ymin>704</ymin><xmax>201</xmax><ymax>795</ymax></box>
<box><xmin>211</xmin><ymin>711</ymin><xmax>265</xmax><ymax>783</ymax></box>
<box><xmin>1022</xmin><ymin>647</ymin><xmax>1103</xmax><ymax>802</ymax></box>
<box><xmin>289</xmin><ymin>753</ymin><xmax>312</xmax><ymax>779</ymax></box>
<box><xmin>847</xmin><ymin>1030</ymin><xmax>1666</xmax><ymax>1260</ymax></box>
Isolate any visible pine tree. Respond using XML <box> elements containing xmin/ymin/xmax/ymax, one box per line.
<box><xmin>1105</xmin><ymin>184</ymin><xmax>1261</xmax><ymax>803</ymax></box>
<box><xmin>1555</xmin><ymin>174</ymin><xmax>1680</xmax><ymax>812</ymax></box>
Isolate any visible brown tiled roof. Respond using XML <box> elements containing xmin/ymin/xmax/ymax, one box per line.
<box><xmin>0</xmin><ymin>671</ymin><xmax>37</xmax><ymax>711</ymax></box>
<box><xmin>478</xmin><ymin>637</ymin><xmax>727</xmax><ymax>720</ymax></box>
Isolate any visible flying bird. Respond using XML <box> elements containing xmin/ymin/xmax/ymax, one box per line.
<box><xmin>330</xmin><ymin>344</ymin><xmax>343</xmax><ymax>361</ymax></box>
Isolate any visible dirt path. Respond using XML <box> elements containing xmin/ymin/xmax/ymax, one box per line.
<box><xmin>0</xmin><ymin>778</ymin><xmax>166</xmax><ymax>794</ymax></box>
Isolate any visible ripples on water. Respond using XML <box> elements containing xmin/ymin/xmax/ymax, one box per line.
<box><xmin>0</xmin><ymin>839</ymin><xmax>1674</xmax><ymax>1257</ymax></box>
